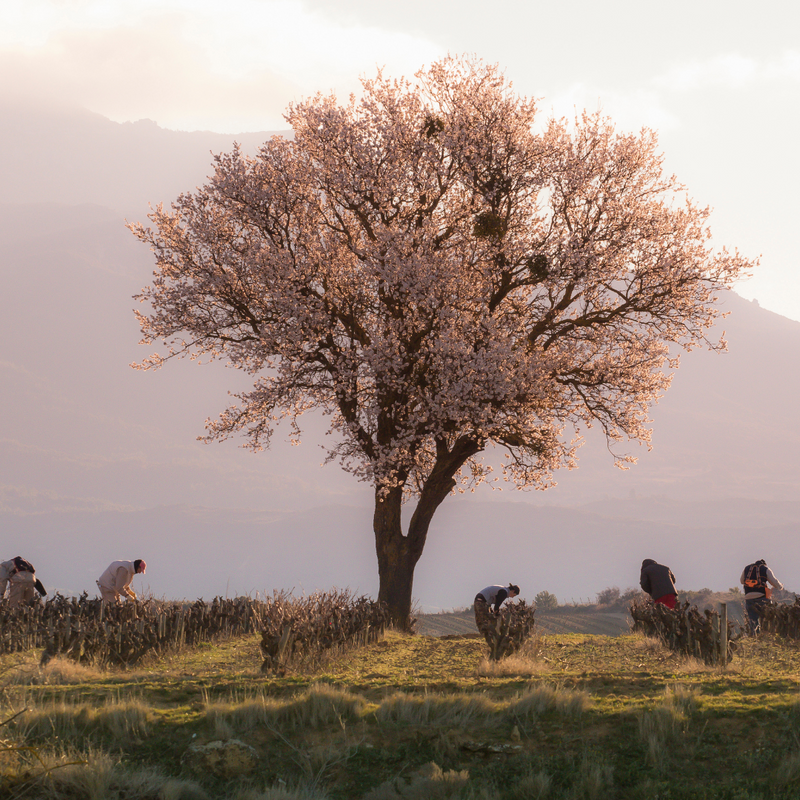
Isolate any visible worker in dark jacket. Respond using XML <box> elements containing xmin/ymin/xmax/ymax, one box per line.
<box><xmin>640</xmin><ymin>559</ymin><xmax>678</xmax><ymax>609</ymax></box>
<box><xmin>740</xmin><ymin>559</ymin><xmax>783</xmax><ymax>635</ymax></box>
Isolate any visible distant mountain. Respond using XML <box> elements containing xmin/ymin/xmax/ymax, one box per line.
<box><xmin>543</xmin><ymin>290</ymin><xmax>800</xmax><ymax>505</ymax></box>
<box><xmin>1</xmin><ymin>102</ymin><xmax>798</xmax><ymax>608</ymax></box>
<box><xmin>0</xmin><ymin>99</ymin><xmax>287</xmax><ymax>218</ymax></box>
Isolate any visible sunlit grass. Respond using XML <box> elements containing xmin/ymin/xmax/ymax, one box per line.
<box><xmin>507</xmin><ymin>683</ymin><xmax>592</xmax><ymax>720</ymax></box>
<box><xmin>374</xmin><ymin>691</ymin><xmax>496</xmax><ymax>727</ymax></box>
<box><xmin>1</xmin><ymin>654</ymin><xmax>107</xmax><ymax>686</ymax></box>
<box><xmin>5</xmin><ymin>693</ymin><xmax>153</xmax><ymax>747</ymax></box>
<box><xmin>203</xmin><ymin>683</ymin><xmax>367</xmax><ymax>734</ymax></box>
<box><xmin>4</xmin><ymin>630</ymin><xmax>800</xmax><ymax>798</ymax></box>
<box><xmin>474</xmin><ymin>633</ymin><xmax>547</xmax><ymax>677</ymax></box>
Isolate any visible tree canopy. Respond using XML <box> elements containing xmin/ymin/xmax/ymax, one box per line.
<box><xmin>131</xmin><ymin>56</ymin><xmax>753</xmax><ymax>628</ymax></box>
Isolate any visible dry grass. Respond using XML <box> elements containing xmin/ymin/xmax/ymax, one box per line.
<box><xmin>571</xmin><ymin>757</ymin><xmax>615</xmax><ymax>800</ymax></box>
<box><xmin>361</xmin><ymin>762</ymin><xmax>471</xmax><ymax>800</ymax></box>
<box><xmin>1</xmin><ymin>655</ymin><xmax>107</xmax><ymax>687</ymax></box>
<box><xmin>4</xmin><ymin>694</ymin><xmax>153</xmax><ymax>747</ymax></box>
<box><xmin>506</xmin><ymin>683</ymin><xmax>592</xmax><ymax>721</ymax></box>
<box><xmin>231</xmin><ymin>789</ymin><xmax>332</xmax><ymax>800</ymax></box>
<box><xmin>5</xmin><ymin>630</ymin><xmax>800</xmax><ymax>799</ymax></box>
<box><xmin>203</xmin><ymin>684</ymin><xmax>367</xmax><ymax>735</ymax></box>
<box><xmin>201</xmin><ymin>677</ymin><xmax>592</xmax><ymax>740</ymax></box>
<box><xmin>474</xmin><ymin>634</ymin><xmax>546</xmax><ymax>677</ymax></box>
<box><xmin>374</xmin><ymin>683</ymin><xmax>590</xmax><ymax>729</ymax></box>
<box><xmin>637</xmin><ymin>684</ymin><xmax>700</xmax><ymax>772</ymax></box>
<box><xmin>673</xmin><ymin>654</ymin><xmax>733</xmax><ymax>674</ymax></box>
<box><xmin>631</xmin><ymin>634</ymin><xmax>668</xmax><ymax>656</ymax></box>
<box><xmin>374</xmin><ymin>692</ymin><xmax>495</xmax><ymax>727</ymax></box>
<box><xmin>630</xmin><ymin>631</ymin><xmax>738</xmax><ymax>674</ymax></box>
<box><xmin>513</xmin><ymin>769</ymin><xmax>552</xmax><ymax>799</ymax></box>
<box><xmin>0</xmin><ymin>747</ymin><xmax>209</xmax><ymax>800</ymax></box>
<box><xmin>774</xmin><ymin>751</ymin><xmax>800</xmax><ymax>787</ymax></box>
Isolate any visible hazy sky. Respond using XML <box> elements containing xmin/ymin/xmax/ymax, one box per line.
<box><xmin>3</xmin><ymin>0</ymin><xmax>799</xmax><ymax>320</ymax></box>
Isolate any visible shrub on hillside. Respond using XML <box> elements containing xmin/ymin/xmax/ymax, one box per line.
<box><xmin>534</xmin><ymin>591</ymin><xmax>558</xmax><ymax>611</ymax></box>
<box><xmin>596</xmin><ymin>586</ymin><xmax>643</xmax><ymax>609</ymax></box>
<box><xmin>596</xmin><ymin>587</ymin><xmax>621</xmax><ymax>606</ymax></box>
<box><xmin>759</xmin><ymin>597</ymin><xmax>800</xmax><ymax>638</ymax></box>
<box><xmin>0</xmin><ymin>593</ymin><xmax>266</xmax><ymax>667</ymax></box>
<box><xmin>259</xmin><ymin>590</ymin><xmax>388</xmax><ymax>673</ymax></box>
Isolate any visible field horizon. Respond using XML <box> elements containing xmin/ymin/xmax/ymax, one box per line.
<box><xmin>417</xmin><ymin>588</ymin><xmax>752</xmax><ymax>637</ymax></box>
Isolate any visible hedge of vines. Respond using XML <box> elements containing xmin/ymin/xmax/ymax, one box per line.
<box><xmin>759</xmin><ymin>597</ymin><xmax>800</xmax><ymax>638</ymax></box>
<box><xmin>629</xmin><ymin>599</ymin><xmax>739</xmax><ymax>664</ymax></box>
<box><xmin>0</xmin><ymin>590</ymin><xmax>387</xmax><ymax>669</ymax></box>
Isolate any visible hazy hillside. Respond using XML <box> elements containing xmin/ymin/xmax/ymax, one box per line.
<box><xmin>2</xmin><ymin>101</ymin><xmax>799</xmax><ymax>609</ymax></box>
<box><xmin>0</xmin><ymin>100</ymin><xmax>285</xmax><ymax>217</ymax></box>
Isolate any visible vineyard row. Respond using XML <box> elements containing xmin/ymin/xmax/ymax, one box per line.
<box><xmin>0</xmin><ymin>590</ymin><xmax>388</xmax><ymax>670</ymax></box>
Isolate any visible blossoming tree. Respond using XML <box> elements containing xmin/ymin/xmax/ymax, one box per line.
<box><xmin>131</xmin><ymin>57</ymin><xmax>752</xmax><ymax>629</ymax></box>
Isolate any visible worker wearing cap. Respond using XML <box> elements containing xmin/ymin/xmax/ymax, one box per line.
<box><xmin>97</xmin><ymin>559</ymin><xmax>147</xmax><ymax>604</ymax></box>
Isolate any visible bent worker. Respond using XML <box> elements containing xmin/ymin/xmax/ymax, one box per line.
<box><xmin>97</xmin><ymin>559</ymin><xmax>146</xmax><ymax>604</ymax></box>
<box><xmin>0</xmin><ymin>556</ymin><xmax>48</xmax><ymax>606</ymax></box>
<box><xmin>640</xmin><ymin>559</ymin><xmax>678</xmax><ymax>609</ymax></box>
<box><xmin>474</xmin><ymin>583</ymin><xmax>520</xmax><ymax>639</ymax></box>
<box><xmin>741</xmin><ymin>559</ymin><xmax>783</xmax><ymax>635</ymax></box>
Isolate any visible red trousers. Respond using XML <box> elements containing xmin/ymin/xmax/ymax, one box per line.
<box><xmin>655</xmin><ymin>593</ymin><xmax>677</xmax><ymax>609</ymax></box>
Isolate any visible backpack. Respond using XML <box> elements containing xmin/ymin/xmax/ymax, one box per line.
<box><xmin>744</xmin><ymin>563</ymin><xmax>767</xmax><ymax>593</ymax></box>
<box><xmin>12</xmin><ymin>556</ymin><xmax>35</xmax><ymax>574</ymax></box>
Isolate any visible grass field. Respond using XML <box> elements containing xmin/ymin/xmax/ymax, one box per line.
<box><xmin>2</xmin><ymin>623</ymin><xmax>799</xmax><ymax>799</ymax></box>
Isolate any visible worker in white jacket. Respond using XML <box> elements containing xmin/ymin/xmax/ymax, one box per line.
<box><xmin>97</xmin><ymin>559</ymin><xmax>146</xmax><ymax>603</ymax></box>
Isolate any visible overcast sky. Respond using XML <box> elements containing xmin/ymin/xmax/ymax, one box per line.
<box><xmin>2</xmin><ymin>0</ymin><xmax>799</xmax><ymax>321</ymax></box>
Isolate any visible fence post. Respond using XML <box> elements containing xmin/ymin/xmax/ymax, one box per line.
<box><xmin>276</xmin><ymin>625</ymin><xmax>293</xmax><ymax>665</ymax></box>
<box><xmin>711</xmin><ymin>613</ymin><xmax>720</xmax><ymax>665</ymax></box>
<box><xmin>719</xmin><ymin>603</ymin><xmax>728</xmax><ymax>666</ymax></box>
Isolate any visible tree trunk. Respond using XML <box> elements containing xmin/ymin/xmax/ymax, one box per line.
<box><xmin>373</xmin><ymin>438</ymin><xmax>481</xmax><ymax>630</ymax></box>
<box><xmin>374</xmin><ymin>486</ymin><xmax>425</xmax><ymax>631</ymax></box>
